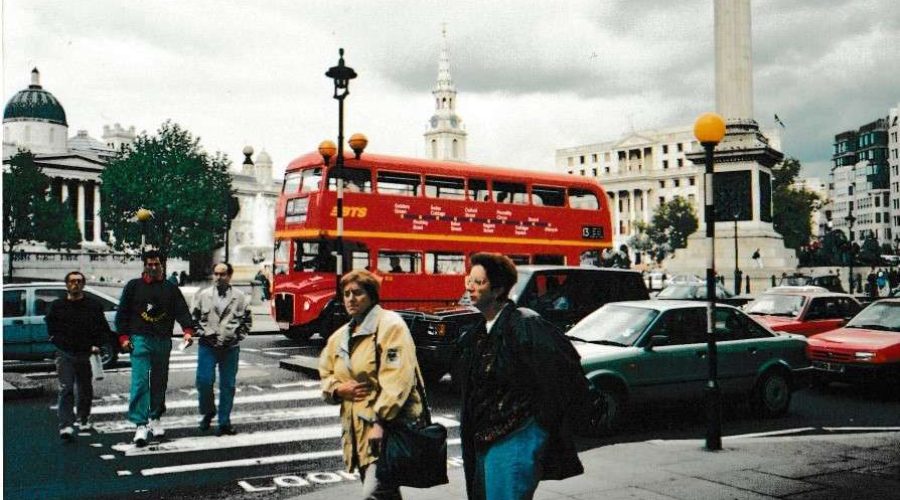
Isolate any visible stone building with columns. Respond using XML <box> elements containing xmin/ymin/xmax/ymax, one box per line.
<box><xmin>556</xmin><ymin>124</ymin><xmax>780</xmax><ymax>253</ymax></box>
<box><xmin>3</xmin><ymin>68</ymin><xmax>137</xmax><ymax>250</ymax></box>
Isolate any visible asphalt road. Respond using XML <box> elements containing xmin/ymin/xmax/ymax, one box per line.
<box><xmin>4</xmin><ymin>333</ymin><xmax>899</xmax><ymax>500</ymax></box>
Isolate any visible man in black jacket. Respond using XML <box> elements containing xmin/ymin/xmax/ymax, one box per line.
<box><xmin>46</xmin><ymin>271</ymin><xmax>112</xmax><ymax>441</ymax></box>
<box><xmin>458</xmin><ymin>253</ymin><xmax>584</xmax><ymax>500</ymax></box>
<box><xmin>117</xmin><ymin>250</ymin><xmax>197</xmax><ymax>447</ymax></box>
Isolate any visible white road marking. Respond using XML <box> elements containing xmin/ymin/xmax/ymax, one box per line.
<box><xmin>140</xmin><ymin>438</ymin><xmax>463</xmax><ymax>476</ymax></box>
<box><xmin>101</xmin><ymin>454</ymin><xmax>115</xmax><ymax>460</ymax></box>
<box><xmin>51</xmin><ymin>389</ymin><xmax>321</xmax><ymax>414</ymax></box>
<box><xmin>241</xmin><ymin>348</ymin><xmax>260</xmax><ymax>352</ymax></box>
<box><xmin>113</xmin><ymin>417</ymin><xmax>459</xmax><ymax>456</ymax></box>
<box><xmin>264</xmin><ymin>352</ymin><xmax>288</xmax><ymax>357</ymax></box>
<box><xmin>117</xmin><ymin>470</ymin><xmax>132</xmax><ymax>476</ymax></box>
<box><xmin>92</xmin><ymin>406</ymin><xmax>337</xmax><ymax>434</ymax></box>
<box><xmin>271</xmin><ymin>381</ymin><xmax>320</xmax><ymax>389</ymax></box>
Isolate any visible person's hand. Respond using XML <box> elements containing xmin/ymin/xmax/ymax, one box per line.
<box><xmin>120</xmin><ymin>340</ymin><xmax>133</xmax><ymax>353</ymax></box>
<box><xmin>335</xmin><ymin>381</ymin><xmax>371</xmax><ymax>401</ymax></box>
<box><xmin>91</xmin><ymin>346</ymin><xmax>101</xmax><ymax>354</ymax></box>
<box><xmin>183</xmin><ymin>333</ymin><xmax>194</xmax><ymax>347</ymax></box>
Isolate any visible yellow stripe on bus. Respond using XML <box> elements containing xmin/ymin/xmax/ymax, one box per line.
<box><xmin>274</xmin><ymin>229</ymin><xmax>612</xmax><ymax>248</ymax></box>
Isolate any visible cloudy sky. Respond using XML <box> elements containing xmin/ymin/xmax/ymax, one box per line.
<box><xmin>4</xmin><ymin>0</ymin><xmax>898</xmax><ymax>180</ymax></box>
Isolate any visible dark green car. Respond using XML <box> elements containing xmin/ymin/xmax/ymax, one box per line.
<box><xmin>567</xmin><ymin>300</ymin><xmax>811</xmax><ymax>435</ymax></box>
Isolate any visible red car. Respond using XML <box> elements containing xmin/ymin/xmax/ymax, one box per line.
<box><xmin>806</xmin><ymin>299</ymin><xmax>900</xmax><ymax>385</ymax></box>
<box><xmin>744</xmin><ymin>286</ymin><xmax>861</xmax><ymax>337</ymax></box>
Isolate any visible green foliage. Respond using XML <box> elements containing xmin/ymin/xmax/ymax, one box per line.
<box><xmin>627</xmin><ymin>198</ymin><xmax>698</xmax><ymax>264</ymax></box>
<box><xmin>771</xmin><ymin>157</ymin><xmax>819</xmax><ymax>251</ymax></box>
<box><xmin>859</xmin><ymin>233</ymin><xmax>881</xmax><ymax>266</ymax></box>
<box><xmin>99</xmin><ymin>121</ymin><xmax>233</xmax><ymax>261</ymax></box>
<box><xmin>651</xmin><ymin>196</ymin><xmax>698</xmax><ymax>251</ymax></box>
<box><xmin>3</xmin><ymin>151</ymin><xmax>81</xmax><ymax>276</ymax></box>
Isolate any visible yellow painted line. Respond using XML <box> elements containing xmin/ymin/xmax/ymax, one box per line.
<box><xmin>275</xmin><ymin>228</ymin><xmax>611</xmax><ymax>248</ymax></box>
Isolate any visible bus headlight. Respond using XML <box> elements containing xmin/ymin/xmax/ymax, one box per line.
<box><xmin>303</xmin><ymin>299</ymin><xmax>312</xmax><ymax>311</ymax></box>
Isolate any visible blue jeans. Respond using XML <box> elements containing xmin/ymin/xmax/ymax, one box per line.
<box><xmin>196</xmin><ymin>344</ymin><xmax>240</xmax><ymax>426</ymax></box>
<box><xmin>127</xmin><ymin>335</ymin><xmax>172</xmax><ymax>425</ymax></box>
<box><xmin>56</xmin><ymin>351</ymin><xmax>93</xmax><ymax>429</ymax></box>
<box><xmin>474</xmin><ymin>418</ymin><xmax>548</xmax><ymax>500</ymax></box>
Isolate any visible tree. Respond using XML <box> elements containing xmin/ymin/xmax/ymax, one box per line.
<box><xmin>771</xmin><ymin>157</ymin><xmax>820</xmax><ymax>251</ymax></box>
<box><xmin>2</xmin><ymin>151</ymin><xmax>81</xmax><ymax>278</ymax></box>
<box><xmin>99</xmin><ymin>121</ymin><xmax>233</xmax><ymax>268</ymax></box>
<box><xmin>652</xmin><ymin>196</ymin><xmax>699</xmax><ymax>251</ymax></box>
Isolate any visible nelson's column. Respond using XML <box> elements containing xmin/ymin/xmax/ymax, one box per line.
<box><xmin>669</xmin><ymin>0</ymin><xmax>798</xmax><ymax>286</ymax></box>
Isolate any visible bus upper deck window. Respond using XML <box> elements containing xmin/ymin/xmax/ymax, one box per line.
<box><xmin>494</xmin><ymin>181</ymin><xmax>528</xmax><ymax>204</ymax></box>
<box><xmin>568</xmin><ymin>188</ymin><xmax>599</xmax><ymax>210</ymax></box>
<box><xmin>425</xmin><ymin>176</ymin><xmax>465</xmax><ymax>200</ymax></box>
<box><xmin>377</xmin><ymin>171</ymin><xmax>420</xmax><ymax>196</ymax></box>
<box><xmin>468</xmin><ymin>178</ymin><xmax>489</xmax><ymax>201</ymax></box>
<box><xmin>328</xmin><ymin>167</ymin><xmax>371</xmax><ymax>193</ymax></box>
<box><xmin>532</xmin><ymin>185</ymin><xmax>565</xmax><ymax>207</ymax></box>
<box><xmin>299</xmin><ymin>168</ymin><xmax>323</xmax><ymax>193</ymax></box>
<box><xmin>283</xmin><ymin>173</ymin><xmax>302</xmax><ymax>194</ymax></box>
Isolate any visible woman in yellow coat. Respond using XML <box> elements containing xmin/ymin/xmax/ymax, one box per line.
<box><xmin>319</xmin><ymin>269</ymin><xmax>423</xmax><ymax>499</ymax></box>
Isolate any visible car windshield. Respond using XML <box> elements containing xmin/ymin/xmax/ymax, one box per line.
<box><xmin>657</xmin><ymin>285</ymin><xmax>697</xmax><ymax>299</ymax></box>
<box><xmin>746</xmin><ymin>294</ymin><xmax>805</xmax><ymax>317</ymax></box>
<box><xmin>846</xmin><ymin>302</ymin><xmax>900</xmax><ymax>332</ymax></box>
<box><xmin>567</xmin><ymin>304</ymin><xmax>659</xmax><ymax>346</ymax></box>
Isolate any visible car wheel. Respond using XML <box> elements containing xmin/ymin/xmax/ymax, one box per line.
<box><xmin>582</xmin><ymin>385</ymin><xmax>623</xmax><ymax>437</ymax></box>
<box><xmin>99</xmin><ymin>342</ymin><xmax>118</xmax><ymax>369</ymax></box>
<box><xmin>752</xmin><ymin>370</ymin><xmax>792</xmax><ymax>417</ymax></box>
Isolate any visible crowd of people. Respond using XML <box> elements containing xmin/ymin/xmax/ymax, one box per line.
<box><xmin>47</xmin><ymin>251</ymin><xmax>591</xmax><ymax>499</ymax></box>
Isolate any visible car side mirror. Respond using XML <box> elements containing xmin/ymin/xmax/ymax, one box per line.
<box><xmin>645</xmin><ymin>335</ymin><xmax>669</xmax><ymax>350</ymax></box>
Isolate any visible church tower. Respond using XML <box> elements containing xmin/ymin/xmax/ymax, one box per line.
<box><xmin>424</xmin><ymin>26</ymin><xmax>467</xmax><ymax>162</ymax></box>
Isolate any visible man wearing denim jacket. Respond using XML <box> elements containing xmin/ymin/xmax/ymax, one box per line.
<box><xmin>191</xmin><ymin>262</ymin><xmax>251</xmax><ymax>436</ymax></box>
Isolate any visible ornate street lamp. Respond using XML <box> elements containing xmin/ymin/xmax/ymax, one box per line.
<box><xmin>846</xmin><ymin>205</ymin><xmax>856</xmax><ymax>295</ymax></box>
<box><xmin>694</xmin><ymin>112</ymin><xmax>726</xmax><ymax>451</ymax></box>
<box><xmin>324</xmin><ymin>49</ymin><xmax>357</xmax><ymax>326</ymax></box>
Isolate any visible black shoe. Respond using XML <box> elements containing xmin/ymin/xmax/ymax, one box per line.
<box><xmin>216</xmin><ymin>425</ymin><xmax>237</xmax><ymax>436</ymax></box>
<box><xmin>198</xmin><ymin>414</ymin><xmax>215</xmax><ymax>431</ymax></box>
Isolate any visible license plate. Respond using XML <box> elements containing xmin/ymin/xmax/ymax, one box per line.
<box><xmin>813</xmin><ymin>361</ymin><xmax>845</xmax><ymax>373</ymax></box>
<box><xmin>277</xmin><ymin>322</ymin><xmax>289</xmax><ymax>330</ymax></box>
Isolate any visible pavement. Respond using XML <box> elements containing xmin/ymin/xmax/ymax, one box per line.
<box><xmin>290</xmin><ymin>430</ymin><xmax>900</xmax><ymax>499</ymax></box>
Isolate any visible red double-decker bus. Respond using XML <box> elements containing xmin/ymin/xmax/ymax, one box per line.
<box><xmin>272</xmin><ymin>151</ymin><xmax>612</xmax><ymax>340</ymax></box>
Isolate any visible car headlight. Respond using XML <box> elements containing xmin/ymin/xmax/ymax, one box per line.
<box><xmin>303</xmin><ymin>299</ymin><xmax>311</xmax><ymax>311</ymax></box>
<box><xmin>426</xmin><ymin>322</ymin><xmax>448</xmax><ymax>337</ymax></box>
<box><xmin>854</xmin><ymin>351</ymin><xmax>875</xmax><ymax>361</ymax></box>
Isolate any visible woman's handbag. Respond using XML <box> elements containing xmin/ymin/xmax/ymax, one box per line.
<box><xmin>373</xmin><ymin>330</ymin><xmax>449</xmax><ymax>488</ymax></box>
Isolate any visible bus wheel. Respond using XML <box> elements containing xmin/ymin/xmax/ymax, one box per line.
<box><xmin>284</xmin><ymin>326</ymin><xmax>313</xmax><ymax>342</ymax></box>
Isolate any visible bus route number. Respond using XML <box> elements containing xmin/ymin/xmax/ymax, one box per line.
<box><xmin>582</xmin><ymin>225</ymin><xmax>604</xmax><ymax>240</ymax></box>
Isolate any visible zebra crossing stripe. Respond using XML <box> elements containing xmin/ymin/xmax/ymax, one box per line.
<box><xmin>51</xmin><ymin>389</ymin><xmax>321</xmax><ymax>414</ymax></box>
<box><xmin>92</xmin><ymin>406</ymin><xmax>337</xmax><ymax>434</ymax></box>
<box><xmin>113</xmin><ymin>417</ymin><xmax>459</xmax><ymax>456</ymax></box>
<box><xmin>139</xmin><ymin>439</ymin><xmax>463</xmax><ymax>476</ymax></box>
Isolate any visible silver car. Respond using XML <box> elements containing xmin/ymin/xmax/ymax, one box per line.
<box><xmin>3</xmin><ymin>282</ymin><xmax>120</xmax><ymax>368</ymax></box>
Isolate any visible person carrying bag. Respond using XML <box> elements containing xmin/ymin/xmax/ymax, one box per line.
<box><xmin>374</xmin><ymin>329</ymin><xmax>448</xmax><ymax>489</ymax></box>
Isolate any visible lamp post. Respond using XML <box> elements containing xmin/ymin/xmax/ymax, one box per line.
<box><xmin>845</xmin><ymin>205</ymin><xmax>856</xmax><ymax>295</ymax></box>
<box><xmin>136</xmin><ymin>208</ymin><xmax>153</xmax><ymax>256</ymax></box>
<box><xmin>694</xmin><ymin>112</ymin><xmax>726</xmax><ymax>451</ymax></box>
<box><xmin>733</xmin><ymin>212</ymin><xmax>741</xmax><ymax>296</ymax></box>
<box><xmin>325</xmin><ymin>49</ymin><xmax>357</xmax><ymax>319</ymax></box>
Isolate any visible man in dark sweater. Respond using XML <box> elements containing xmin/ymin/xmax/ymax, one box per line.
<box><xmin>116</xmin><ymin>250</ymin><xmax>197</xmax><ymax>447</ymax></box>
<box><xmin>46</xmin><ymin>271</ymin><xmax>112</xmax><ymax>441</ymax></box>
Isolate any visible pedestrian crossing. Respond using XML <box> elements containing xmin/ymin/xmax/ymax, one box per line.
<box><xmin>58</xmin><ymin>374</ymin><xmax>463</xmax><ymax>496</ymax></box>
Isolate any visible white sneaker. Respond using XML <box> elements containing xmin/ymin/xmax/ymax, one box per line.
<box><xmin>148</xmin><ymin>418</ymin><xmax>165</xmax><ymax>438</ymax></box>
<box><xmin>133</xmin><ymin>425</ymin><xmax>149</xmax><ymax>447</ymax></box>
<box><xmin>59</xmin><ymin>426</ymin><xmax>75</xmax><ymax>440</ymax></box>
<box><xmin>77</xmin><ymin>418</ymin><xmax>93</xmax><ymax>431</ymax></box>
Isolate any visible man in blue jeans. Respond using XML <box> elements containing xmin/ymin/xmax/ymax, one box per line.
<box><xmin>117</xmin><ymin>250</ymin><xmax>196</xmax><ymax>447</ymax></box>
<box><xmin>191</xmin><ymin>262</ymin><xmax>251</xmax><ymax>435</ymax></box>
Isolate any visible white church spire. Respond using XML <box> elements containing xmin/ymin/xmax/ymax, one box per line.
<box><xmin>424</xmin><ymin>24</ymin><xmax>467</xmax><ymax>162</ymax></box>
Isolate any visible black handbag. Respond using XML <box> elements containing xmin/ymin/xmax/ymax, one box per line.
<box><xmin>373</xmin><ymin>329</ymin><xmax>449</xmax><ymax>488</ymax></box>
